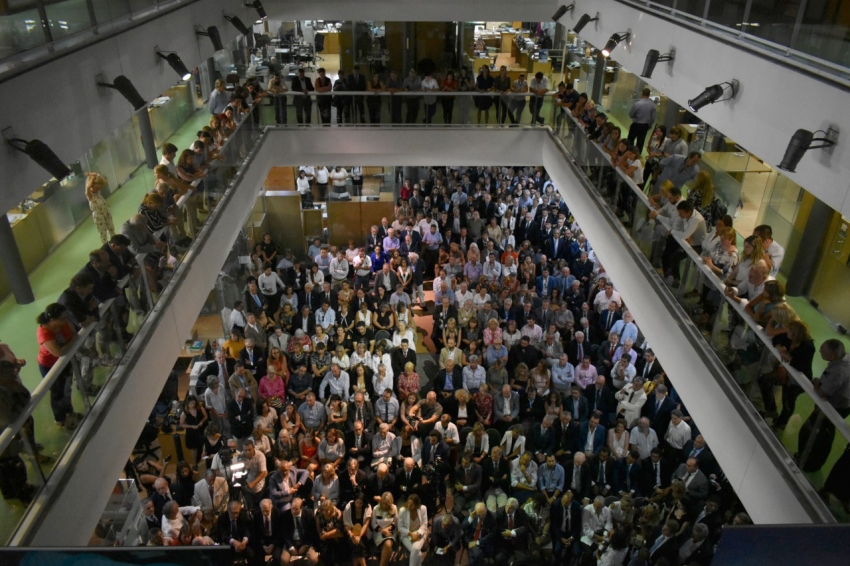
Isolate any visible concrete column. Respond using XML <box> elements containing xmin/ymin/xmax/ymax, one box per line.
<box><xmin>137</xmin><ymin>107</ymin><xmax>158</xmax><ymax>170</ymax></box>
<box><xmin>591</xmin><ymin>53</ymin><xmax>605</xmax><ymax>103</ymax></box>
<box><xmin>786</xmin><ymin>196</ymin><xmax>836</xmax><ymax>297</ymax></box>
<box><xmin>0</xmin><ymin>214</ymin><xmax>34</xmax><ymax>304</ymax></box>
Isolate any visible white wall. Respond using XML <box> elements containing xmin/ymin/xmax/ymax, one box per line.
<box><xmin>264</xmin><ymin>0</ymin><xmax>560</xmax><ymax>22</ymax></box>
<box><xmin>0</xmin><ymin>0</ymin><xmax>254</xmax><ymax>214</ymax></box>
<box><xmin>567</xmin><ymin>0</ymin><xmax>850</xmax><ymax>216</ymax></box>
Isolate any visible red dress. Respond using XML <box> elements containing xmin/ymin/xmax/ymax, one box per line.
<box><xmin>474</xmin><ymin>391</ymin><xmax>494</xmax><ymax>425</ymax></box>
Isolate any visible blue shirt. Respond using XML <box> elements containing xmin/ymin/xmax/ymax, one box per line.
<box><xmin>538</xmin><ymin>462</ymin><xmax>565</xmax><ymax>493</ymax></box>
<box><xmin>609</xmin><ymin>320</ymin><xmax>638</xmax><ymax>343</ymax></box>
<box><xmin>371</xmin><ymin>251</ymin><xmax>388</xmax><ymax>273</ymax></box>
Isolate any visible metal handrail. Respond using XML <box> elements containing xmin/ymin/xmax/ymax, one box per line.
<box><xmin>563</xmin><ymin>111</ymin><xmax>850</xmax><ymax>444</ymax></box>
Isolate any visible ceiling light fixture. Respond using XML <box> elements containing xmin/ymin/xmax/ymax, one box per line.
<box><xmin>641</xmin><ymin>48</ymin><xmax>675</xmax><ymax>78</ymax></box>
<box><xmin>687</xmin><ymin>80</ymin><xmax>739</xmax><ymax>112</ymax></box>
<box><xmin>552</xmin><ymin>4</ymin><xmax>575</xmax><ymax>21</ymax></box>
<box><xmin>196</xmin><ymin>25</ymin><xmax>224</xmax><ymax>51</ymax></box>
<box><xmin>572</xmin><ymin>13</ymin><xmax>600</xmax><ymax>34</ymax></box>
<box><xmin>601</xmin><ymin>30</ymin><xmax>631</xmax><ymax>58</ymax></box>
<box><xmin>156</xmin><ymin>51</ymin><xmax>191</xmax><ymax>81</ymax></box>
<box><xmin>5</xmin><ymin>138</ymin><xmax>71</xmax><ymax>181</ymax></box>
<box><xmin>778</xmin><ymin>127</ymin><xmax>839</xmax><ymax>173</ymax></box>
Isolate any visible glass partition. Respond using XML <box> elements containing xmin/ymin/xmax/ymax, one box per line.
<box><xmin>43</xmin><ymin>0</ymin><xmax>93</xmax><ymax>40</ymax></box>
<box><xmin>0</xmin><ymin>6</ymin><xmax>48</xmax><ymax>59</ymax></box>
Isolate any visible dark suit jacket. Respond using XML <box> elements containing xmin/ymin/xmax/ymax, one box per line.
<box><xmin>673</xmin><ymin>465</ymin><xmax>710</xmax><ymax>502</ymax></box>
<box><xmin>197</xmin><ymin>358</ymin><xmax>236</xmax><ymax>392</ymax></box>
<box><xmin>281</xmin><ymin>508</ymin><xmax>319</xmax><ymax>548</ymax></box>
<box><xmin>642</xmin><ymin>396</ymin><xmax>676</xmax><ymax>435</ymax></box>
<box><xmin>519</xmin><ymin>394</ymin><xmax>545</xmax><ymax>423</ymax></box>
<box><xmin>434</xmin><ymin>366</ymin><xmax>464</xmax><ymax>397</ymax></box>
<box><xmin>339</xmin><ymin>468</ymin><xmax>368</xmax><ymax>502</ymax></box>
<box><xmin>217</xmin><ymin>511</ymin><xmax>253</xmax><ymax>545</ymax></box>
<box><xmin>299</xmin><ymin>290</ymin><xmax>321</xmax><ymax>314</ymax></box>
<box><xmin>365</xmin><ymin>473</ymin><xmax>395</xmax><ymax>502</ymax></box>
<box><xmin>482</xmin><ymin>457</ymin><xmax>511</xmax><ymax>493</ymax></box>
<box><xmin>562</xmin><ymin>461</ymin><xmax>592</xmax><ymax>499</ymax></box>
<box><xmin>239</xmin><ymin>346</ymin><xmax>266</xmax><ymax>377</ymax></box>
<box><xmin>253</xmin><ymin>509</ymin><xmax>286</xmax><ymax>548</ymax></box>
<box><xmin>79</xmin><ymin>263</ymin><xmax>119</xmax><ymax>302</ymax></box>
<box><xmin>432</xmin><ymin>516</ymin><xmax>462</xmax><ymax>553</ymax></box>
<box><xmin>394</xmin><ymin>466</ymin><xmax>424</xmax><ymax>500</ymax></box>
<box><xmin>596</xmin><ymin>339</ymin><xmax>619</xmax><ymax>365</ymax></box>
<box><xmin>588</xmin><ymin>455</ymin><xmax>616</xmax><ymax>492</ymax></box>
<box><xmin>344</xmin><ymin>430</ymin><xmax>374</xmax><ymax>465</ymax></box>
<box><xmin>227</xmin><ymin>398</ymin><xmax>255</xmax><ymax>438</ymax></box>
<box><xmin>635</xmin><ymin>358</ymin><xmax>665</xmax><ymax>382</ymax></box>
<box><xmin>545</xmin><ymin>238</ymin><xmax>569</xmax><ymax>261</ymax></box>
<box><xmin>508</xmin><ymin>344</ymin><xmax>540</xmax><ymax>373</ymax></box>
<box><xmin>550</xmin><ymin>498</ymin><xmax>581</xmax><ymax>543</ymax></box>
<box><xmin>564</xmin><ymin>395</ymin><xmax>590</xmax><ymax>423</ymax></box>
<box><xmin>639</xmin><ymin>458</ymin><xmax>672</xmax><ymax>495</ymax></box>
<box><xmin>585</xmin><ymin>385</ymin><xmax>616</xmax><ymax>420</ymax></box>
<box><xmin>290</xmin><ymin>75</ymin><xmax>315</xmax><ymax>94</ymax></box>
<box><xmin>391</xmin><ymin>348</ymin><xmax>418</xmax><ymax>377</ymax></box>
<box><xmin>615</xmin><ymin>459</ymin><xmax>643</xmax><ymax>494</ymax></box>
<box><xmin>576</xmin><ymin>422</ymin><xmax>606</xmax><ymax>455</ymax></box>
<box><xmin>494</xmin><ymin>507</ymin><xmax>530</xmax><ymax>550</ymax></box>
<box><xmin>526</xmin><ymin>423</ymin><xmax>556</xmax><ymax>456</ymax></box>
<box><xmin>597</xmin><ymin>310</ymin><xmax>621</xmax><ymax>335</ymax></box>
<box><xmin>648</xmin><ymin>534</ymin><xmax>679</xmax><ymax>565</ymax></box>
<box><xmin>681</xmin><ymin>443</ymin><xmax>717</xmax><ymax>476</ymax></box>
<box><xmin>463</xmin><ymin>511</ymin><xmax>496</xmax><ymax>552</ymax></box>
<box><xmin>453</xmin><ymin>462</ymin><xmax>482</xmax><ymax>499</ymax></box>
<box><xmin>346</xmin><ymin>401</ymin><xmax>375</xmax><ymax>432</ymax></box>
<box><xmin>421</xmin><ymin>440</ymin><xmax>451</xmax><ymax>468</ymax></box>
<box><xmin>553</xmin><ymin>420</ymin><xmax>580</xmax><ymax>458</ymax></box>
<box><xmin>150</xmin><ymin>486</ymin><xmax>177</xmax><ymax>520</ymax></box>
<box><xmin>373</xmin><ymin>271</ymin><xmax>399</xmax><ymax>294</ymax></box>
<box><xmin>366</xmin><ymin>233</ymin><xmax>381</xmax><ymax>250</ymax></box>
<box><xmin>678</xmin><ymin>537</ymin><xmax>714</xmax><ymax>566</ymax></box>
<box><xmin>292</xmin><ymin>313</ymin><xmax>316</xmax><ymax>335</ymax></box>
<box><xmin>432</xmin><ymin>304</ymin><xmax>459</xmax><ymax>334</ymax></box>
<box><xmin>318</xmin><ymin>290</ymin><xmax>338</xmax><ymax>311</ymax></box>
<box><xmin>244</xmin><ymin>290</ymin><xmax>266</xmax><ymax>315</ymax></box>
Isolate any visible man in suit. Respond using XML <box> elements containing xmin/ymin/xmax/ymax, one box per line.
<box><xmin>493</xmin><ymin>384</ymin><xmax>520</xmax><ymax>434</ymax></box>
<box><xmin>229</xmin><ymin>362</ymin><xmax>259</xmax><ymax>403</ymax></box>
<box><xmin>373</xmin><ymin>262</ymin><xmax>399</xmax><ymax>295</ymax></box>
<box><xmin>193</xmin><ymin>469</ymin><xmax>229</xmax><ymax>516</ymax></box>
<box><xmin>345</xmin><ymin>419</ymin><xmax>373</xmax><ymax>467</ymax></box>
<box><xmin>577</xmin><ymin>411</ymin><xmax>606</xmax><ymax>455</ymax></box>
<box><xmin>551</xmin><ymin>491</ymin><xmax>581</xmax><ymax>565</ymax></box>
<box><xmin>595</xmin><ymin>332</ymin><xmax>620</xmax><ymax>374</ymax></box>
<box><xmin>677</xmin><ymin>523</ymin><xmax>715</xmax><ymax>565</ymax></box>
<box><xmin>640</xmin><ymin>447</ymin><xmax>672</xmax><ymax>496</ymax></box>
<box><xmin>586</xmin><ymin>376</ymin><xmax>615</xmax><ymax>425</ymax></box>
<box><xmin>535</xmin><ymin>267</ymin><xmax>556</xmax><ymax>298</ymax></box>
<box><xmin>615</xmin><ymin>449</ymin><xmax>643</xmax><ymax>496</ymax></box>
<box><xmin>566</xmin><ymin>385</ymin><xmax>590</xmax><ymax>424</ymax></box>
<box><xmin>515</xmin><ymin>212</ymin><xmax>539</xmax><ymax>247</ymax></box>
<box><xmin>566</xmin><ymin>333</ymin><xmax>590</xmax><ymax>371</ymax></box>
<box><xmin>642</xmin><ymin>384</ymin><xmax>676</xmax><ymax>436</ymax></box>
<box><xmin>196</xmin><ymin>349</ymin><xmax>235</xmax><ymax>395</ymax></box>
<box><xmin>494</xmin><ymin>498</ymin><xmax>530</xmax><ymax>564</ymax></box>
<box><xmin>347</xmin><ymin>64</ymin><xmax>367</xmax><ymax>123</ymax></box>
<box><xmin>534</xmin><ymin>299</ymin><xmax>557</xmax><ymax>333</ymax></box>
<box><xmin>228</xmin><ymin>387</ymin><xmax>255</xmax><ymax>441</ymax></box>
<box><xmin>346</xmin><ymin>392</ymin><xmax>375</xmax><ymax>432</ymax></box>
<box><xmin>463</xmin><ymin>502</ymin><xmax>496</xmax><ymax>564</ymax></box>
<box><xmin>563</xmin><ymin>452</ymin><xmax>592</xmax><ymax>500</ymax></box>
<box><xmin>244</xmin><ymin>282</ymin><xmax>267</xmax><ymax>317</ymax></box>
<box><xmin>507</xmin><ymin>336</ymin><xmax>541</xmax><ymax>373</ymax></box>
<box><xmin>422</xmin><ymin>430</ymin><xmax>452</xmax><ymax>472</ymax></box>
<box><xmin>647</xmin><ymin>520</ymin><xmax>680</xmax><ymax>565</ymax></box>
<box><xmin>281</xmin><ymin>497</ymin><xmax>320</xmax><ymax>564</ymax></box>
<box><xmin>318</xmin><ymin>282</ymin><xmax>338</xmax><ymax>312</ymax></box>
<box><xmin>431</xmin><ymin>512</ymin><xmax>463</xmax><ymax>566</ymax></box>
<box><xmin>431</xmin><ymin>296</ymin><xmax>458</xmax><ymax>348</ymax></box>
<box><xmin>293</xmin><ymin>305</ymin><xmax>316</xmax><ymax>336</ymax></box>
<box><xmin>453</xmin><ymin>452</ymin><xmax>483</xmax><ymax>513</ymax></box>
<box><xmin>268</xmin><ymin>459</ymin><xmax>308</xmax><ymax>513</ymax></box>
<box><xmin>365</xmin><ymin>463</ymin><xmax>395</xmax><ymax>504</ymax></box>
<box><xmin>588</xmin><ymin>447</ymin><xmax>616</xmax><ymax>498</ymax></box>
<box><xmin>216</xmin><ymin>500</ymin><xmax>254</xmax><ymax>559</ymax></box>
<box><xmin>526</xmin><ymin>414</ymin><xmax>556</xmax><ymax>463</ymax></box>
<box><xmin>554</xmin><ymin>411</ymin><xmax>579</xmax><ymax>465</ymax></box>
<box><xmin>673</xmin><ymin>457</ymin><xmax>710</xmax><ymax>504</ymax></box>
<box><xmin>391</xmin><ymin>338</ymin><xmax>418</xmax><ymax>378</ymax></box>
<box><xmin>394</xmin><ymin>457</ymin><xmax>425</xmax><ymax>503</ymax></box>
<box><xmin>365</xmin><ymin>226</ymin><xmax>381</xmax><ymax>250</ymax></box>
<box><xmin>681</xmin><ymin>434</ymin><xmax>716</xmax><ymax>476</ymax></box>
<box><xmin>253</xmin><ymin>498</ymin><xmax>285</xmax><ymax>564</ymax></box>
<box><xmin>519</xmin><ymin>385</ymin><xmax>546</xmax><ymax>427</ymax></box>
<box><xmin>636</xmin><ymin>348</ymin><xmax>665</xmax><ymax>383</ymax></box>
<box><xmin>150</xmin><ymin>478</ymin><xmax>177</xmax><ymax>521</ymax></box>
<box><xmin>597</xmin><ymin>301</ymin><xmax>621</xmax><ymax>339</ymax></box>
<box><xmin>545</xmin><ymin>231</ymin><xmax>568</xmax><ymax>262</ymax></box>
<box><xmin>434</xmin><ymin>357</ymin><xmax>464</xmax><ymax>400</ymax></box>
<box><xmin>693</xmin><ymin>496</ymin><xmax>724</xmax><ymax>545</ymax></box>
<box><xmin>482</xmin><ymin>445</ymin><xmax>511</xmax><ymax>512</ymax></box>
<box><xmin>290</xmin><ymin>68</ymin><xmax>315</xmax><ymax>124</ymax></box>
<box><xmin>239</xmin><ymin>339</ymin><xmax>266</xmax><ymax>378</ymax></box>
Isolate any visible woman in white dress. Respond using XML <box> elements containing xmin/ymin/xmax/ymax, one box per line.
<box><xmin>398</xmin><ymin>494</ymin><xmax>429</xmax><ymax>566</ymax></box>
<box><xmin>371</xmin><ymin>491</ymin><xmax>398</xmax><ymax>566</ymax></box>
<box><xmin>606</xmin><ymin>419</ymin><xmax>630</xmax><ymax>460</ymax></box>
<box><xmin>344</xmin><ymin>492</ymin><xmax>373</xmax><ymax>566</ymax></box>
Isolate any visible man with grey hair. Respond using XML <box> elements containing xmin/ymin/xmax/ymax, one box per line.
<box><xmin>678</xmin><ymin>522</ymin><xmax>712</xmax><ymax>564</ymax></box>
<box><xmin>371</xmin><ymin>423</ymin><xmax>396</xmax><ymax>468</ymax></box>
<box><xmin>494</xmin><ymin>497</ymin><xmax>529</xmax><ymax>564</ymax></box>
<box><xmin>462</xmin><ymin>355</ymin><xmax>486</xmax><ymax>393</ymax></box>
<box><xmin>580</xmin><ymin>495</ymin><xmax>612</xmax><ymax>548</ymax></box>
<box><xmin>193</xmin><ymin>468</ymin><xmax>229</xmax><ymax>516</ymax></box>
<box><xmin>121</xmin><ymin>213</ymin><xmax>167</xmax><ymax>255</ymax></box>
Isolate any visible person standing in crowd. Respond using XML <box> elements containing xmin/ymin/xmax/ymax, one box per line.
<box><xmin>528</xmin><ymin>71</ymin><xmax>549</xmax><ymax>125</ymax></box>
<box><xmin>291</xmin><ymin>68</ymin><xmax>315</xmax><ymax>125</ymax></box>
<box><xmin>85</xmin><ymin>173</ymin><xmax>114</xmax><ymax>245</ymax></box>
<box><xmin>627</xmin><ymin>88</ymin><xmax>657</xmax><ymax>150</ymax></box>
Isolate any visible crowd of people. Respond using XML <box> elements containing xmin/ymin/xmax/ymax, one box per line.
<box><xmin>126</xmin><ymin>162</ymin><xmax>799</xmax><ymax>566</ymax></box>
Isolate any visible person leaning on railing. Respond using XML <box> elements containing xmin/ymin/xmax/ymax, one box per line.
<box><xmin>35</xmin><ymin>303</ymin><xmax>81</xmax><ymax>430</ymax></box>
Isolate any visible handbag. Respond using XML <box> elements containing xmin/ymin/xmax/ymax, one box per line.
<box><xmin>127</xmin><ymin>308</ymin><xmax>143</xmax><ymax>334</ymax></box>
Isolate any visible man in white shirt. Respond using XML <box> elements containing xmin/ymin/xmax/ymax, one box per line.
<box><xmin>664</xmin><ymin>410</ymin><xmax>692</xmax><ymax>456</ymax></box>
<box><xmin>628</xmin><ymin>417</ymin><xmax>659</xmax><ymax>460</ymax></box>
<box><xmin>550</xmin><ymin>354</ymin><xmax>575</xmax><ymax>395</ymax></box>
<box><xmin>328</xmin><ymin>166</ymin><xmax>350</xmax><ymax>199</ymax></box>
<box><xmin>529</xmin><ymin>71</ymin><xmax>549</xmax><ymax>125</ymax></box>
<box><xmin>258</xmin><ymin>265</ymin><xmax>286</xmax><ymax>312</ymax></box>
<box><xmin>662</xmin><ymin>200</ymin><xmax>706</xmax><ymax>285</ymax></box>
<box><xmin>483</xmin><ymin>253</ymin><xmax>502</xmax><ymax>284</ymax></box>
<box><xmin>328</xmin><ymin>250</ymin><xmax>349</xmax><ymax>288</ymax></box>
<box><xmin>592</xmin><ymin>281</ymin><xmax>621</xmax><ymax>314</ymax></box>
<box><xmin>421</xmin><ymin>71</ymin><xmax>440</xmax><ymax>124</ymax></box>
<box><xmin>318</xmin><ymin>364</ymin><xmax>349</xmax><ymax>401</ymax></box>
<box><xmin>581</xmin><ymin>496</ymin><xmax>613</xmax><ymax>543</ymax></box>
<box><xmin>229</xmin><ymin>302</ymin><xmax>247</xmax><ymax>333</ymax></box>
<box><xmin>315</xmin><ymin>302</ymin><xmax>336</xmax><ymax>330</ymax></box>
<box><xmin>754</xmin><ymin>224</ymin><xmax>785</xmax><ymax>276</ymax></box>
<box><xmin>314</xmin><ymin>166</ymin><xmax>329</xmax><ymax>201</ymax></box>
<box><xmin>434</xmin><ymin>413</ymin><xmax>460</xmax><ymax>445</ymax></box>
<box><xmin>455</xmin><ymin>280</ymin><xmax>474</xmax><ymax>308</ymax></box>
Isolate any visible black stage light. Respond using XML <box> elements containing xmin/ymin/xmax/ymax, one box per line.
<box><xmin>573</xmin><ymin>13</ymin><xmax>599</xmax><ymax>34</ymax></box>
<box><xmin>246</xmin><ymin>1</ymin><xmax>266</xmax><ymax>19</ymax></box>
<box><xmin>778</xmin><ymin>128</ymin><xmax>838</xmax><ymax>173</ymax></box>
<box><xmin>687</xmin><ymin>80</ymin><xmax>738</xmax><ymax>112</ymax></box>
<box><xmin>641</xmin><ymin>48</ymin><xmax>675</xmax><ymax>78</ymax></box>
<box><xmin>156</xmin><ymin>51</ymin><xmax>191</xmax><ymax>81</ymax></box>
<box><xmin>6</xmin><ymin>138</ymin><xmax>71</xmax><ymax>180</ymax></box>
<box><xmin>601</xmin><ymin>31</ymin><xmax>630</xmax><ymax>57</ymax></box>
<box><xmin>196</xmin><ymin>25</ymin><xmax>224</xmax><ymax>51</ymax></box>
<box><xmin>553</xmin><ymin>4</ymin><xmax>575</xmax><ymax>21</ymax></box>
<box><xmin>98</xmin><ymin>75</ymin><xmax>147</xmax><ymax>110</ymax></box>
<box><xmin>225</xmin><ymin>14</ymin><xmax>251</xmax><ymax>36</ymax></box>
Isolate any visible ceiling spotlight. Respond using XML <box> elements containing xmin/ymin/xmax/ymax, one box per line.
<box><xmin>687</xmin><ymin>80</ymin><xmax>739</xmax><ymax>112</ymax></box>
<box><xmin>224</xmin><ymin>14</ymin><xmax>250</xmax><ymax>36</ymax></box>
<box><xmin>601</xmin><ymin>30</ymin><xmax>630</xmax><ymax>57</ymax></box>
<box><xmin>196</xmin><ymin>25</ymin><xmax>223</xmax><ymax>51</ymax></box>
<box><xmin>156</xmin><ymin>51</ymin><xmax>191</xmax><ymax>81</ymax></box>
<box><xmin>778</xmin><ymin>127</ymin><xmax>839</xmax><ymax>173</ymax></box>
<box><xmin>245</xmin><ymin>1</ymin><xmax>266</xmax><ymax>18</ymax></box>
<box><xmin>641</xmin><ymin>48</ymin><xmax>675</xmax><ymax>78</ymax></box>
<box><xmin>552</xmin><ymin>3</ymin><xmax>575</xmax><ymax>21</ymax></box>
<box><xmin>97</xmin><ymin>75</ymin><xmax>147</xmax><ymax>110</ymax></box>
<box><xmin>572</xmin><ymin>13</ymin><xmax>599</xmax><ymax>34</ymax></box>
<box><xmin>6</xmin><ymin>138</ymin><xmax>71</xmax><ymax>181</ymax></box>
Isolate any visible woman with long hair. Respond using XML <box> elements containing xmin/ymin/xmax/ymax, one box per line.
<box><xmin>179</xmin><ymin>395</ymin><xmax>208</xmax><ymax>469</ymax></box>
<box><xmin>344</xmin><ymin>492</ymin><xmax>373</xmax><ymax>566</ymax></box>
<box><xmin>371</xmin><ymin>491</ymin><xmax>398</xmax><ymax>566</ymax></box>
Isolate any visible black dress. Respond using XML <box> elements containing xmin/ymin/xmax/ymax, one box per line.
<box><xmin>475</xmin><ymin>74</ymin><xmax>495</xmax><ymax>110</ymax></box>
<box><xmin>183</xmin><ymin>409</ymin><xmax>205</xmax><ymax>449</ymax></box>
